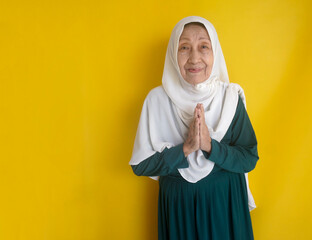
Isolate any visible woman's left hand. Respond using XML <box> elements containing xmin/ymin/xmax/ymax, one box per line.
<box><xmin>197</xmin><ymin>104</ymin><xmax>212</xmax><ymax>153</ymax></box>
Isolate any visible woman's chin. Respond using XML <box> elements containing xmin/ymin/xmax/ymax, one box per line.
<box><xmin>186</xmin><ymin>78</ymin><xmax>206</xmax><ymax>86</ymax></box>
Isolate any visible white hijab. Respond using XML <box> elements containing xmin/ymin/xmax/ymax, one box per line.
<box><xmin>130</xmin><ymin>16</ymin><xmax>256</xmax><ymax>211</ymax></box>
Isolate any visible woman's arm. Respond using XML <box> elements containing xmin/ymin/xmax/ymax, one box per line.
<box><xmin>131</xmin><ymin>143</ymin><xmax>188</xmax><ymax>176</ymax></box>
<box><xmin>203</xmin><ymin>97</ymin><xmax>259</xmax><ymax>173</ymax></box>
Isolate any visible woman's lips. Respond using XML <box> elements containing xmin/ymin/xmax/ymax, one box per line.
<box><xmin>188</xmin><ymin>68</ymin><xmax>203</xmax><ymax>73</ymax></box>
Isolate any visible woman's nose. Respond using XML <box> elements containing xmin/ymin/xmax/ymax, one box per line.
<box><xmin>188</xmin><ymin>50</ymin><xmax>200</xmax><ymax>64</ymax></box>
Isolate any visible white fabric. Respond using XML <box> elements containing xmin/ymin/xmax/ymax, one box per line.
<box><xmin>130</xmin><ymin>16</ymin><xmax>256</xmax><ymax>211</ymax></box>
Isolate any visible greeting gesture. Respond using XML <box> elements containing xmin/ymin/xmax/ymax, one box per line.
<box><xmin>183</xmin><ymin>107</ymin><xmax>200</xmax><ymax>156</ymax></box>
<box><xmin>197</xmin><ymin>104</ymin><xmax>211</xmax><ymax>153</ymax></box>
<box><xmin>183</xmin><ymin>104</ymin><xmax>212</xmax><ymax>156</ymax></box>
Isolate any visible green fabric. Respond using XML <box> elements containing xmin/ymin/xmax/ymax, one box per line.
<box><xmin>158</xmin><ymin>169</ymin><xmax>253</xmax><ymax>240</ymax></box>
<box><xmin>131</xmin><ymin>143</ymin><xmax>188</xmax><ymax>176</ymax></box>
<box><xmin>131</xmin><ymin>96</ymin><xmax>258</xmax><ymax>240</ymax></box>
<box><xmin>203</xmin><ymin>97</ymin><xmax>259</xmax><ymax>173</ymax></box>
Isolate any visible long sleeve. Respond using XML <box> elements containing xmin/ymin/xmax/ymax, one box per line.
<box><xmin>203</xmin><ymin>97</ymin><xmax>259</xmax><ymax>173</ymax></box>
<box><xmin>131</xmin><ymin>143</ymin><xmax>189</xmax><ymax>176</ymax></box>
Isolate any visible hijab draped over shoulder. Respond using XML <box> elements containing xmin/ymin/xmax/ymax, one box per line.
<box><xmin>130</xmin><ymin>16</ymin><xmax>256</xmax><ymax>211</ymax></box>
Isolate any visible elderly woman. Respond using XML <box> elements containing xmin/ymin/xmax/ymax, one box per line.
<box><xmin>129</xmin><ymin>16</ymin><xmax>259</xmax><ymax>240</ymax></box>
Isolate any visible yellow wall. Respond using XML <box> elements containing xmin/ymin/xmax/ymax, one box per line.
<box><xmin>1</xmin><ymin>0</ymin><xmax>311</xmax><ymax>239</ymax></box>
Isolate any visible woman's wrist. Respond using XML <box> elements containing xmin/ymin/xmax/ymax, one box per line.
<box><xmin>183</xmin><ymin>143</ymin><xmax>190</xmax><ymax>157</ymax></box>
<box><xmin>201</xmin><ymin>137</ymin><xmax>212</xmax><ymax>153</ymax></box>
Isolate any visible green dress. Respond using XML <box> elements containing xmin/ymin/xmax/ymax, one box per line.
<box><xmin>131</xmin><ymin>97</ymin><xmax>259</xmax><ymax>240</ymax></box>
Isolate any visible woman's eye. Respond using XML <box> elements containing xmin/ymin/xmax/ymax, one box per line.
<box><xmin>179</xmin><ymin>46</ymin><xmax>188</xmax><ymax>50</ymax></box>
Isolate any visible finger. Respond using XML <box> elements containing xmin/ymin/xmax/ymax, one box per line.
<box><xmin>196</xmin><ymin>104</ymin><xmax>201</xmax><ymax>117</ymax></box>
<box><xmin>197</xmin><ymin>106</ymin><xmax>202</xmax><ymax>122</ymax></box>
<box><xmin>194</xmin><ymin>107</ymin><xmax>197</xmax><ymax>119</ymax></box>
<box><xmin>200</xmin><ymin>104</ymin><xmax>205</xmax><ymax>123</ymax></box>
<box><xmin>192</xmin><ymin>115</ymin><xmax>198</xmax><ymax>134</ymax></box>
<box><xmin>197</xmin><ymin>107</ymin><xmax>201</xmax><ymax>118</ymax></box>
<box><xmin>192</xmin><ymin>116</ymin><xmax>196</xmax><ymax>132</ymax></box>
<box><xmin>194</xmin><ymin>107</ymin><xmax>199</xmax><ymax>119</ymax></box>
<box><xmin>195</xmin><ymin>117</ymin><xmax>200</xmax><ymax>136</ymax></box>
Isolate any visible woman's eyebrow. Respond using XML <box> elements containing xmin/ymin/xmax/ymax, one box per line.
<box><xmin>199</xmin><ymin>37</ymin><xmax>211</xmax><ymax>41</ymax></box>
<box><xmin>179</xmin><ymin>37</ymin><xmax>191</xmax><ymax>41</ymax></box>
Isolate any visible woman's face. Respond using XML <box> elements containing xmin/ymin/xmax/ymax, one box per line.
<box><xmin>177</xmin><ymin>24</ymin><xmax>214</xmax><ymax>85</ymax></box>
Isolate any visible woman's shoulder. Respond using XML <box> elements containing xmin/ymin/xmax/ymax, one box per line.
<box><xmin>226</xmin><ymin>82</ymin><xmax>244</xmax><ymax>93</ymax></box>
<box><xmin>217</xmin><ymin>81</ymin><xmax>244</xmax><ymax>95</ymax></box>
<box><xmin>145</xmin><ymin>86</ymin><xmax>169</xmax><ymax>103</ymax></box>
<box><xmin>224</xmin><ymin>82</ymin><xmax>247</xmax><ymax>108</ymax></box>
<box><xmin>146</xmin><ymin>85</ymin><xmax>166</xmax><ymax>97</ymax></box>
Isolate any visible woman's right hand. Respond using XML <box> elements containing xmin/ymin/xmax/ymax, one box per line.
<box><xmin>183</xmin><ymin>107</ymin><xmax>200</xmax><ymax>156</ymax></box>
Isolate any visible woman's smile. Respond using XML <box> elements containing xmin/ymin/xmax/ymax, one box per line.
<box><xmin>187</xmin><ymin>68</ymin><xmax>204</xmax><ymax>73</ymax></box>
<box><xmin>177</xmin><ymin>24</ymin><xmax>214</xmax><ymax>85</ymax></box>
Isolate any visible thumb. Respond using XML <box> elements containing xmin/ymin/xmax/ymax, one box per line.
<box><xmin>200</xmin><ymin>104</ymin><xmax>206</xmax><ymax>124</ymax></box>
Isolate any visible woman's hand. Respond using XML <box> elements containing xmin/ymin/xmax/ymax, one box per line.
<box><xmin>198</xmin><ymin>104</ymin><xmax>212</xmax><ymax>153</ymax></box>
<box><xmin>183</xmin><ymin>104</ymin><xmax>212</xmax><ymax>156</ymax></box>
<box><xmin>183</xmin><ymin>107</ymin><xmax>200</xmax><ymax>156</ymax></box>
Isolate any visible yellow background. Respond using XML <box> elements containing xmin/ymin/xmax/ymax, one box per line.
<box><xmin>1</xmin><ymin>0</ymin><xmax>312</xmax><ymax>239</ymax></box>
